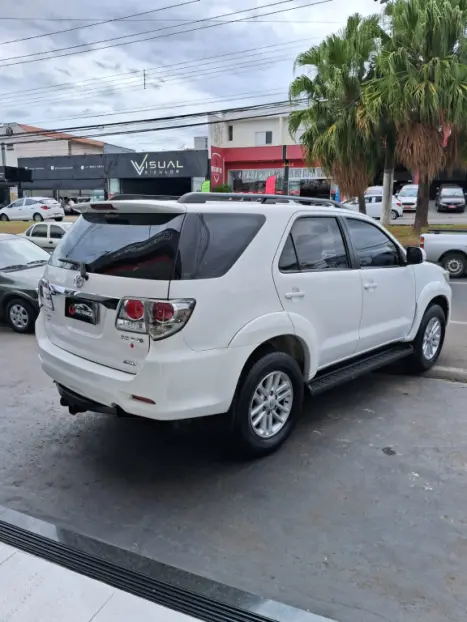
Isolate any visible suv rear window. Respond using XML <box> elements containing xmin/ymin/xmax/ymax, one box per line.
<box><xmin>50</xmin><ymin>211</ymin><xmax>265</xmax><ymax>280</ymax></box>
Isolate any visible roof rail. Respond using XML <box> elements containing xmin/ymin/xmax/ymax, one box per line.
<box><xmin>111</xmin><ymin>194</ymin><xmax>180</xmax><ymax>201</ymax></box>
<box><xmin>178</xmin><ymin>192</ymin><xmax>341</xmax><ymax>207</ymax></box>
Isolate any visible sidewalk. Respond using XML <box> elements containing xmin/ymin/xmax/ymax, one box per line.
<box><xmin>0</xmin><ymin>507</ymin><xmax>337</xmax><ymax>622</ymax></box>
<box><xmin>0</xmin><ymin>542</ymin><xmax>199</xmax><ymax>622</ymax></box>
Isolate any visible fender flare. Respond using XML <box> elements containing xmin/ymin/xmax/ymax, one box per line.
<box><xmin>405</xmin><ymin>283</ymin><xmax>451</xmax><ymax>342</ymax></box>
<box><xmin>229</xmin><ymin>311</ymin><xmax>318</xmax><ymax>380</ymax></box>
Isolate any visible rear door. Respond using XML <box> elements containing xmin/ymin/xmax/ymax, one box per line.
<box><xmin>29</xmin><ymin>223</ymin><xmax>48</xmax><ymax>248</ymax></box>
<box><xmin>343</xmin><ymin>217</ymin><xmax>416</xmax><ymax>353</ymax></box>
<box><xmin>8</xmin><ymin>199</ymin><xmax>24</xmax><ymax>220</ymax></box>
<box><xmin>43</xmin><ymin>205</ymin><xmax>185</xmax><ymax>374</ymax></box>
<box><xmin>273</xmin><ymin>215</ymin><xmax>363</xmax><ymax>369</ymax></box>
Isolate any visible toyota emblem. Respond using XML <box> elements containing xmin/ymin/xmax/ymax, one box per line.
<box><xmin>73</xmin><ymin>274</ymin><xmax>85</xmax><ymax>289</ymax></box>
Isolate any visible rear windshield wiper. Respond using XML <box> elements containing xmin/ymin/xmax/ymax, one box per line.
<box><xmin>58</xmin><ymin>257</ymin><xmax>90</xmax><ymax>279</ymax></box>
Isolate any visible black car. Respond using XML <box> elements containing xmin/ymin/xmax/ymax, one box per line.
<box><xmin>0</xmin><ymin>234</ymin><xmax>49</xmax><ymax>333</ymax></box>
<box><xmin>436</xmin><ymin>184</ymin><xmax>466</xmax><ymax>212</ymax></box>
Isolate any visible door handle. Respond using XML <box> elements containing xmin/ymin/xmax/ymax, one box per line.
<box><xmin>363</xmin><ymin>282</ymin><xmax>378</xmax><ymax>290</ymax></box>
<box><xmin>285</xmin><ymin>291</ymin><xmax>305</xmax><ymax>299</ymax></box>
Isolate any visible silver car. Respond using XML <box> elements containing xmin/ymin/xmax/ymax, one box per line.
<box><xmin>21</xmin><ymin>221</ymin><xmax>73</xmax><ymax>250</ymax></box>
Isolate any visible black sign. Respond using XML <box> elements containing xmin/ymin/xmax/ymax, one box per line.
<box><xmin>18</xmin><ymin>150</ymin><xmax>208</xmax><ymax>181</ymax></box>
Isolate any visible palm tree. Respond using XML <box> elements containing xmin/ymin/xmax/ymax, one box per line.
<box><xmin>289</xmin><ymin>14</ymin><xmax>385</xmax><ymax>214</ymax></box>
<box><xmin>364</xmin><ymin>0</ymin><xmax>467</xmax><ymax>232</ymax></box>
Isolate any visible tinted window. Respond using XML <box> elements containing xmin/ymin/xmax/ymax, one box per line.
<box><xmin>50</xmin><ymin>212</ymin><xmax>185</xmax><ymax>281</ymax></box>
<box><xmin>24</xmin><ymin>226</ymin><xmax>33</xmax><ymax>237</ymax></box>
<box><xmin>177</xmin><ymin>213</ymin><xmax>265</xmax><ymax>279</ymax></box>
<box><xmin>24</xmin><ymin>199</ymin><xmax>36</xmax><ymax>206</ymax></box>
<box><xmin>280</xmin><ymin>217</ymin><xmax>348</xmax><ymax>271</ymax></box>
<box><xmin>278</xmin><ymin>234</ymin><xmax>299</xmax><ymax>272</ymax></box>
<box><xmin>9</xmin><ymin>200</ymin><xmax>23</xmax><ymax>208</ymax></box>
<box><xmin>50</xmin><ymin>225</ymin><xmax>65</xmax><ymax>239</ymax></box>
<box><xmin>346</xmin><ymin>219</ymin><xmax>400</xmax><ymax>268</ymax></box>
<box><xmin>374</xmin><ymin>196</ymin><xmax>383</xmax><ymax>203</ymax></box>
<box><xmin>31</xmin><ymin>224</ymin><xmax>47</xmax><ymax>238</ymax></box>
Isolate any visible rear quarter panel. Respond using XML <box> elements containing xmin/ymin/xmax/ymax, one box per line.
<box><xmin>169</xmin><ymin>210</ymin><xmax>289</xmax><ymax>352</ymax></box>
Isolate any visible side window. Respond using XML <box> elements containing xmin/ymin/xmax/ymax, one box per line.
<box><xmin>9</xmin><ymin>199</ymin><xmax>23</xmax><ymax>208</ymax></box>
<box><xmin>346</xmin><ymin>219</ymin><xmax>400</xmax><ymax>268</ymax></box>
<box><xmin>177</xmin><ymin>213</ymin><xmax>266</xmax><ymax>279</ymax></box>
<box><xmin>364</xmin><ymin>196</ymin><xmax>372</xmax><ymax>204</ymax></box>
<box><xmin>31</xmin><ymin>224</ymin><xmax>48</xmax><ymax>238</ymax></box>
<box><xmin>279</xmin><ymin>217</ymin><xmax>349</xmax><ymax>272</ymax></box>
<box><xmin>24</xmin><ymin>226</ymin><xmax>34</xmax><ymax>237</ymax></box>
<box><xmin>278</xmin><ymin>234</ymin><xmax>299</xmax><ymax>272</ymax></box>
<box><xmin>24</xmin><ymin>199</ymin><xmax>36</xmax><ymax>206</ymax></box>
<box><xmin>50</xmin><ymin>225</ymin><xmax>65</xmax><ymax>239</ymax></box>
<box><xmin>374</xmin><ymin>196</ymin><xmax>383</xmax><ymax>203</ymax></box>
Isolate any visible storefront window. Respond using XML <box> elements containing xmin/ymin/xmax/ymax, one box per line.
<box><xmin>229</xmin><ymin>169</ymin><xmax>284</xmax><ymax>194</ymax></box>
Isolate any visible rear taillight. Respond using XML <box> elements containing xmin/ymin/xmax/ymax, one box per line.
<box><xmin>40</xmin><ymin>205</ymin><xmax>50</xmax><ymax>210</ymax></box>
<box><xmin>420</xmin><ymin>235</ymin><xmax>425</xmax><ymax>249</ymax></box>
<box><xmin>116</xmin><ymin>298</ymin><xmax>195</xmax><ymax>340</ymax></box>
<box><xmin>38</xmin><ymin>278</ymin><xmax>54</xmax><ymax>310</ymax></box>
<box><xmin>396</xmin><ymin>201</ymin><xmax>402</xmax><ymax>207</ymax></box>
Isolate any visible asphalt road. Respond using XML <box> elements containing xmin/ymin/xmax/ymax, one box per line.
<box><xmin>0</xmin><ymin>287</ymin><xmax>466</xmax><ymax>622</ymax></box>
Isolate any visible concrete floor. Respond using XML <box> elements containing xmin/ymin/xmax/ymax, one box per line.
<box><xmin>0</xmin><ymin>333</ymin><xmax>467</xmax><ymax>622</ymax></box>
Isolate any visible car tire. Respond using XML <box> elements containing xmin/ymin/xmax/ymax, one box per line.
<box><xmin>390</xmin><ymin>209</ymin><xmax>399</xmax><ymax>220</ymax></box>
<box><xmin>33</xmin><ymin>213</ymin><xmax>43</xmax><ymax>222</ymax></box>
<box><xmin>406</xmin><ymin>304</ymin><xmax>446</xmax><ymax>374</ymax></box>
<box><xmin>0</xmin><ymin>214</ymin><xmax>9</xmax><ymax>221</ymax></box>
<box><xmin>229</xmin><ymin>351</ymin><xmax>304</xmax><ymax>458</ymax></box>
<box><xmin>441</xmin><ymin>252</ymin><xmax>466</xmax><ymax>278</ymax></box>
<box><xmin>5</xmin><ymin>298</ymin><xmax>37</xmax><ymax>334</ymax></box>
<box><xmin>54</xmin><ymin>217</ymin><xmax>63</xmax><ymax>222</ymax></box>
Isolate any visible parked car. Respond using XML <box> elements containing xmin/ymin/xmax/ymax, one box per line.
<box><xmin>343</xmin><ymin>192</ymin><xmax>403</xmax><ymax>220</ymax></box>
<box><xmin>21</xmin><ymin>221</ymin><xmax>73</xmax><ymax>250</ymax></box>
<box><xmin>36</xmin><ymin>195</ymin><xmax>451</xmax><ymax>456</ymax></box>
<box><xmin>0</xmin><ymin>197</ymin><xmax>64</xmax><ymax>222</ymax></box>
<box><xmin>0</xmin><ymin>234</ymin><xmax>49</xmax><ymax>333</ymax></box>
<box><xmin>396</xmin><ymin>184</ymin><xmax>418</xmax><ymax>211</ymax></box>
<box><xmin>435</xmin><ymin>184</ymin><xmax>466</xmax><ymax>212</ymax></box>
<box><xmin>421</xmin><ymin>229</ymin><xmax>467</xmax><ymax>277</ymax></box>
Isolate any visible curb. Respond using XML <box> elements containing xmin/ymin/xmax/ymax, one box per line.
<box><xmin>426</xmin><ymin>365</ymin><xmax>467</xmax><ymax>383</ymax></box>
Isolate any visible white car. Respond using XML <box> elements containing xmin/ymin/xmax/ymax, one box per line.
<box><xmin>21</xmin><ymin>222</ymin><xmax>73</xmax><ymax>250</ymax></box>
<box><xmin>343</xmin><ymin>193</ymin><xmax>403</xmax><ymax>220</ymax></box>
<box><xmin>36</xmin><ymin>195</ymin><xmax>451</xmax><ymax>457</ymax></box>
<box><xmin>0</xmin><ymin>197</ymin><xmax>64</xmax><ymax>222</ymax></box>
<box><xmin>396</xmin><ymin>184</ymin><xmax>418</xmax><ymax>211</ymax></box>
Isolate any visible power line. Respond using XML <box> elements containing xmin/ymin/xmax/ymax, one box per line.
<box><xmin>0</xmin><ymin>37</ymin><xmax>309</xmax><ymax>102</ymax></box>
<box><xmin>0</xmin><ymin>15</ymin><xmax>343</xmax><ymax>23</ymax></box>
<box><xmin>0</xmin><ymin>0</ymin><xmax>331</xmax><ymax>67</ymax></box>
<box><xmin>27</xmin><ymin>88</ymin><xmax>287</xmax><ymax>125</ymax></box>
<box><xmin>0</xmin><ymin>0</ymin><xmax>199</xmax><ymax>46</ymax></box>
<box><xmin>1</xmin><ymin>50</ymin><xmax>299</xmax><ymax>110</ymax></box>
<box><xmin>9</xmin><ymin>100</ymin><xmax>297</xmax><ymax>144</ymax></box>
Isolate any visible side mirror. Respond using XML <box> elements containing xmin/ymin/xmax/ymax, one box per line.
<box><xmin>406</xmin><ymin>246</ymin><xmax>424</xmax><ymax>265</ymax></box>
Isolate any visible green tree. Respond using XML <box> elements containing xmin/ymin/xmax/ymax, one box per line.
<box><xmin>364</xmin><ymin>0</ymin><xmax>467</xmax><ymax>232</ymax></box>
<box><xmin>289</xmin><ymin>14</ymin><xmax>385</xmax><ymax>214</ymax></box>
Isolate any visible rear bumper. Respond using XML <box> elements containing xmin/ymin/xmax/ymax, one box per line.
<box><xmin>36</xmin><ymin>313</ymin><xmax>252</xmax><ymax>421</ymax></box>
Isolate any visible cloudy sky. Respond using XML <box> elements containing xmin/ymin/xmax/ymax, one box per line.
<box><xmin>0</xmin><ymin>0</ymin><xmax>382</xmax><ymax>151</ymax></box>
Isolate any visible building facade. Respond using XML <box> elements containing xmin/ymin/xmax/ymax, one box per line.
<box><xmin>18</xmin><ymin>150</ymin><xmax>209</xmax><ymax>201</ymax></box>
<box><xmin>0</xmin><ymin>123</ymin><xmax>133</xmax><ymax>205</ymax></box>
<box><xmin>209</xmin><ymin>106</ymin><xmax>330</xmax><ymax>197</ymax></box>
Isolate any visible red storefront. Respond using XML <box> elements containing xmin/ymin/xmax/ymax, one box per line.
<box><xmin>210</xmin><ymin>145</ymin><xmax>330</xmax><ymax>197</ymax></box>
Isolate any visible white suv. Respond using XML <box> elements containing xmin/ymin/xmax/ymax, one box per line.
<box><xmin>36</xmin><ymin>194</ymin><xmax>451</xmax><ymax>456</ymax></box>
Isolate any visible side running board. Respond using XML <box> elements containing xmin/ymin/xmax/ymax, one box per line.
<box><xmin>308</xmin><ymin>344</ymin><xmax>413</xmax><ymax>396</ymax></box>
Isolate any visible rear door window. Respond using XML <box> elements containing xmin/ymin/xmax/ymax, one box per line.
<box><xmin>31</xmin><ymin>224</ymin><xmax>48</xmax><ymax>238</ymax></box>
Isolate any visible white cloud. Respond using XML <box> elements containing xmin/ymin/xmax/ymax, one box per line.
<box><xmin>0</xmin><ymin>0</ymin><xmax>381</xmax><ymax>151</ymax></box>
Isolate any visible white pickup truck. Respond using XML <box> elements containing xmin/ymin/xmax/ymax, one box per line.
<box><xmin>421</xmin><ymin>230</ymin><xmax>467</xmax><ymax>278</ymax></box>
